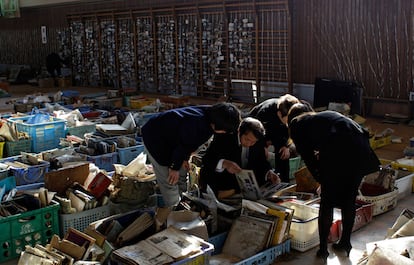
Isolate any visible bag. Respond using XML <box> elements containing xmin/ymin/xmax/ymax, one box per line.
<box><xmin>26</xmin><ymin>108</ymin><xmax>52</xmax><ymax>124</ymax></box>
<box><xmin>361</xmin><ymin>166</ymin><xmax>397</xmax><ymax>196</ymax></box>
<box><xmin>366</xmin><ymin>245</ymin><xmax>414</xmax><ymax>265</ymax></box>
<box><xmin>110</xmin><ymin>173</ymin><xmax>155</xmax><ymax>206</ymax></box>
<box><xmin>0</xmin><ymin>121</ymin><xmax>18</xmax><ymax>141</ymax></box>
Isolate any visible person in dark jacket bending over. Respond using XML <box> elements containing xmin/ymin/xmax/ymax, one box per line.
<box><xmin>248</xmin><ymin>94</ymin><xmax>300</xmax><ymax>182</ymax></box>
<box><xmin>287</xmin><ymin>103</ymin><xmax>380</xmax><ymax>260</ymax></box>
<box><xmin>141</xmin><ymin>102</ymin><xmax>241</xmax><ymax>229</ymax></box>
<box><xmin>199</xmin><ymin>117</ymin><xmax>281</xmax><ymax>199</ymax></box>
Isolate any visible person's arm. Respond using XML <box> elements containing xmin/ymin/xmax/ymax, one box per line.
<box><xmin>250</xmin><ymin>141</ymin><xmax>275</xmax><ymax>186</ymax></box>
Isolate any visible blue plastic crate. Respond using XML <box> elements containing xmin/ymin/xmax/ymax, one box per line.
<box><xmin>172</xmin><ymin>240</ymin><xmax>214</xmax><ymax>265</ymax></box>
<box><xmin>67</xmin><ymin>123</ymin><xmax>96</xmax><ymax>138</ymax></box>
<box><xmin>0</xmin><ymin>156</ymin><xmax>50</xmax><ymax>186</ymax></box>
<box><xmin>86</xmin><ymin>152</ymin><xmax>118</xmax><ymax>172</ymax></box>
<box><xmin>8</xmin><ymin>115</ymin><xmax>66</xmax><ymax>153</ymax></box>
<box><xmin>117</xmin><ymin>143</ymin><xmax>144</xmax><ymax>165</ymax></box>
<box><xmin>208</xmin><ymin>232</ymin><xmax>290</xmax><ymax>265</ymax></box>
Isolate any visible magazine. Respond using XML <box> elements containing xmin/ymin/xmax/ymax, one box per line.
<box><xmin>236</xmin><ymin>170</ymin><xmax>291</xmax><ymax>200</ymax></box>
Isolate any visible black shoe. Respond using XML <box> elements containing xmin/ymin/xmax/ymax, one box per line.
<box><xmin>332</xmin><ymin>242</ymin><xmax>352</xmax><ymax>257</ymax></box>
<box><xmin>316</xmin><ymin>249</ymin><xmax>329</xmax><ymax>260</ymax></box>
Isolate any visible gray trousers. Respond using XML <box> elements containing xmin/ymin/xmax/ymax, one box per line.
<box><xmin>144</xmin><ymin>145</ymin><xmax>188</xmax><ymax>207</ymax></box>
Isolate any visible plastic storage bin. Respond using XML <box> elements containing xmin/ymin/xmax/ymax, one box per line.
<box><xmin>280</xmin><ymin>201</ymin><xmax>319</xmax><ymax>252</ymax></box>
<box><xmin>289</xmin><ymin>156</ymin><xmax>302</xmax><ymax>180</ymax></box>
<box><xmin>172</xmin><ymin>240</ymin><xmax>214</xmax><ymax>265</ymax></box>
<box><xmin>59</xmin><ymin>204</ymin><xmax>111</xmax><ymax>236</ymax></box>
<box><xmin>0</xmin><ymin>201</ymin><xmax>59</xmax><ymax>263</ymax></box>
<box><xmin>395</xmin><ymin>172</ymin><xmax>414</xmax><ymax>200</ymax></box>
<box><xmin>67</xmin><ymin>123</ymin><xmax>96</xmax><ymax>138</ymax></box>
<box><xmin>4</xmin><ymin>139</ymin><xmax>32</xmax><ymax>157</ymax></box>
<box><xmin>391</xmin><ymin>158</ymin><xmax>414</xmax><ymax>172</ymax></box>
<box><xmin>129</xmin><ymin>97</ymin><xmax>156</xmax><ymax>109</ymax></box>
<box><xmin>111</xmin><ymin>236</ymin><xmax>214</xmax><ymax>265</ymax></box>
<box><xmin>208</xmin><ymin>232</ymin><xmax>290</xmax><ymax>265</ymax></box>
<box><xmin>86</xmin><ymin>152</ymin><xmax>118</xmax><ymax>172</ymax></box>
<box><xmin>327</xmin><ymin>200</ymin><xmax>374</xmax><ymax>243</ymax></box>
<box><xmin>0</xmin><ymin>142</ymin><xmax>4</xmax><ymax>158</ymax></box>
<box><xmin>8</xmin><ymin>115</ymin><xmax>66</xmax><ymax>153</ymax></box>
<box><xmin>0</xmin><ymin>156</ymin><xmax>50</xmax><ymax>186</ymax></box>
<box><xmin>369</xmin><ymin>135</ymin><xmax>391</xmax><ymax>150</ymax></box>
<box><xmin>0</xmin><ymin>166</ymin><xmax>8</xmax><ymax>180</ymax></box>
<box><xmin>117</xmin><ymin>143</ymin><xmax>144</xmax><ymax>165</ymax></box>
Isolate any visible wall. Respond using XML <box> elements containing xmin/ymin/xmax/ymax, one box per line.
<box><xmin>291</xmin><ymin>0</ymin><xmax>414</xmax><ymax>116</ymax></box>
<box><xmin>0</xmin><ymin>0</ymin><xmax>414</xmax><ymax>116</ymax></box>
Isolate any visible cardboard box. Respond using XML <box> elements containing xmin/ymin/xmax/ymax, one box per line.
<box><xmin>58</xmin><ymin>77</ymin><xmax>72</xmax><ymax>88</ymax></box>
<box><xmin>160</xmin><ymin>95</ymin><xmax>189</xmax><ymax>106</ymax></box>
<box><xmin>328</xmin><ymin>200</ymin><xmax>374</xmax><ymax>243</ymax></box>
<box><xmin>44</xmin><ymin>162</ymin><xmax>90</xmax><ymax>195</ymax></box>
<box><xmin>38</xmin><ymin>78</ymin><xmax>55</xmax><ymax>88</ymax></box>
<box><xmin>0</xmin><ymin>81</ymin><xmax>9</xmax><ymax>92</ymax></box>
<box><xmin>357</xmin><ymin>188</ymin><xmax>398</xmax><ymax>216</ymax></box>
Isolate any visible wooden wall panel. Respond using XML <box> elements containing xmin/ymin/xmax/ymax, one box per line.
<box><xmin>292</xmin><ymin>0</ymin><xmax>413</xmax><ymax>101</ymax></box>
<box><xmin>1</xmin><ymin>0</ymin><xmax>414</xmax><ymax>106</ymax></box>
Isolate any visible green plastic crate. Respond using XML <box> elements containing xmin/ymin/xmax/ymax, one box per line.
<box><xmin>4</xmin><ymin>139</ymin><xmax>31</xmax><ymax>157</ymax></box>
<box><xmin>67</xmin><ymin>123</ymin><xmax>96</xmax><ymax>138</ymax></box>
<box><xmin>0</xmin><ymin>201</ymin><xmax>60</xmax><ymax>262</ymax></box>
<box><xmin>289</xmin><ymin>156</ymin><xmax>302</xmax><ymax>180</ymax></box>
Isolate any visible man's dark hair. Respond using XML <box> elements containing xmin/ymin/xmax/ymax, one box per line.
<box><xmin>209</xmin><ymin>102</ymin><xmax>241</xmax><ymax>133</ymax></box>
<box><xmin>287</xmin><ymin>102</ymin><xmax>314</xmax><ymax>125</ymax></box>
<box><xmin>277</xmin><ymin>94</ymin><xmax>300</xmax><ymax>117</ymax></box>
<box><xmin>239</xmin><ymin>117</ymin><xmax>265</xmax><ymax>140</ymax></box>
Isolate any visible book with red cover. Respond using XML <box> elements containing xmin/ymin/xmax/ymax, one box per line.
<box><xmin>87</xmin><ymin>172</ymin><xmax>112</xmax><ymax>199</ymax></box>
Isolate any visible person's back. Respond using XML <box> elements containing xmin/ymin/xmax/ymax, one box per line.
<box><xmin>46</xmin><ymin>52</ymin><xmax>63</xmax><ymax>77</ymax></box>
<box><xmin>249</xmin><ymin>95</ymin><xmax>299</xmax><ymax>182</ymax></box>
<box><xmin>142</xmin><ymin>105</ymin><xmax>213</xmax><ymax>170</ymax></box>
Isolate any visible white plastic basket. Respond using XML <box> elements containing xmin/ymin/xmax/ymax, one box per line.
<box><xmin>59</xmin><ymin>204</ymin><xmax>111</xmax><ymax>236</ymax></box>
<box><xmin>281</xmin><ymin>201</ymin><xmax>320</xmax><ymax>252</ymax></box>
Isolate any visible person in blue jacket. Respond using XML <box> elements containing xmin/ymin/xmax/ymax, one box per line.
<box><xmin>141</xmin><ymin>102</ymin><xmax>241</xmax><ymax>229</ymax></box>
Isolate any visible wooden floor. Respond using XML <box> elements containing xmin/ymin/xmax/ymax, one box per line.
<box><xmin>1</xmin><ymin>84</ymin><xmax>414</xmax><ymax>265</ymax></box>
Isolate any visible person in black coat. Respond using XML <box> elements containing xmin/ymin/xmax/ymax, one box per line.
<box><xmin>287</xmin><ymin>103</ymin><xmax>380</xmax><ymax>260</ymax></box>
<box><xmin>46</xmin><ymin>52</ymin><xmax>65</xmax><ymax>78</ymax></box>
<box><xmin>141</xmin><ymin>103</ymin><xmax>241</xmax><ymax>229</ymax></box>
<box><xmin>199</xmin><ymin>117</ymin><xmax>280</xmax><ymax>199</ymax></box>
<box><xmin>248</xmin><ymin>94</ymin><xmax>300</xmax><ymax>182</ymax></box>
